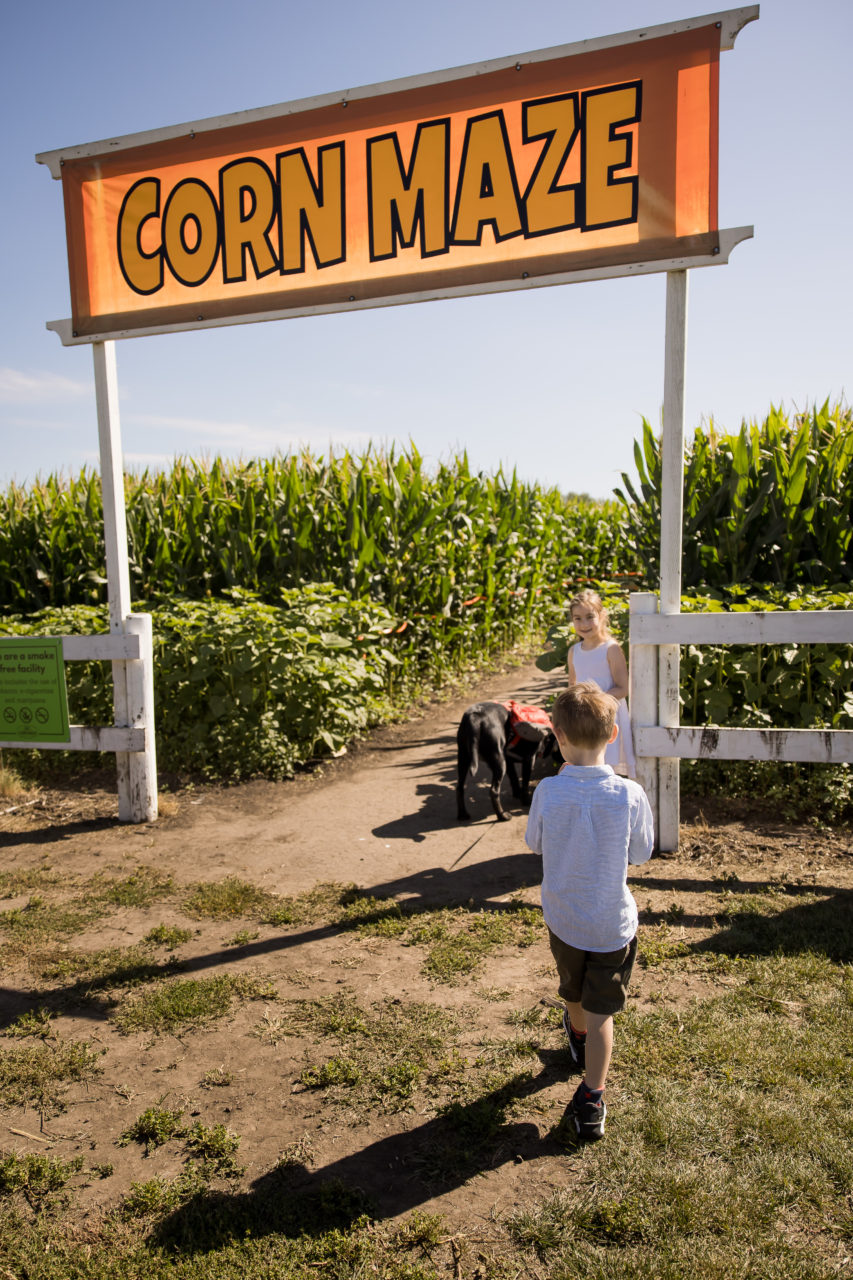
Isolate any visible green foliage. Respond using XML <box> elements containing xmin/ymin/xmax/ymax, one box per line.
<box><xmin>0</xmin><ymin>586</ymin><xmax>401</xmax><ymax>780</ymax></box>
<box><xmin>144</xmin><ymin>924</ymin><xmax>193</xmax><ymax>950</ymax></box>
<box><xmin>615</xmin><ymin>400</ymin><xmax>853</xmax><ymax>589</ymax></box>
<box><xmin>183</xmin><ymin>1122</ymin><xmax>245</xmax><ymax>1180</ymax></box>
<box><xmin>0</xmin><ymin>447</ymin><xmax>630</xmax><ymax>627</ymax></box>
<box><xmin>0</xmin><ymin>1038</ymin><xmax>103</xmax><ymax>1115</ymax></box>
<box><xmin>119</xmin><ymin>1106</ymin><xmax>186</xmax><ymax>1155</ymax></box>
<box><xmin>0</xmin><ymin>1151</ymin><xmax>84</xmax><ymax>1209</ymax></box>
<box><xmin>113</xmin><ymin>973</ymin><xmax>276</xmax><ymax>1036</ymax></box>
<box><xmin>539</xmin><ymin>584</ymin><xmax>853</xmax><ymax>823</ymax></box>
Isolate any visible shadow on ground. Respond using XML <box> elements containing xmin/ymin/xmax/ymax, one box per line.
<box><xmin>149</xmin><ymin>1053</ymin><xmax>581</xmax><ymax>1250</ymax></box>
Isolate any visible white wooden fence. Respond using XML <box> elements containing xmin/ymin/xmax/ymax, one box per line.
<box><xmin>2</xmin><ymin>616</ymin><xmax>158</xmax><ymax>823</ymax></box>
<box><xmin>629</xmin><ymin>592</ymin><xmax>853</xmax><ymax>850</ymax></box>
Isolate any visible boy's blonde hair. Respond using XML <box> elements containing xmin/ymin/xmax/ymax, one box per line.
<box><xmin>551</xmin><ymin>682</ymin><xmax>617</xmax><ymax>750</ymax></box>
<box><xmin>568</xmin><ymin>588</ymin><xmax>610</xmax><ymax>631</ymax></box>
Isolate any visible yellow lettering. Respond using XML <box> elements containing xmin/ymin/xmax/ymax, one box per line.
<box><xmin>367</xmin><ymin>121</ymin><xmax>449</xmax><ymax>260</ymax></box>
<box><xmin>583</xmin><ymin>83</ymin><xmax>641</xmax><ymax>230</ymax></box>
<box><xmin>220</xmin><ymin>159</ymin><xmax>278</xmax><ymax>282</ymax></box>
<box><xmin>117</xmin><ymin>178</ymin><xmax>163</xmax><ymax>295</ymax></box>
<box><xmin>162</xmin><ymin>179</ymin><xmax>220</xmax><ymax>286</ymax></box>
<box><xmin>522</xmin><ymin>94</ymin><xmax>580</xmax><ymax>236</ymax></box>
<box><xmin>277</xmin><ymin>143</ymin><xmax>345</xmax><ymax>273</ymax></box>
<box><xmin>451</xmin><ymin>112</ymin><xmax>523</xmax><ymax>245</ymax></box>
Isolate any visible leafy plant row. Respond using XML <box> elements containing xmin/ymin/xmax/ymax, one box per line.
<box><xmin>0</xmin><ymin>588</ymin><xmax>402</xmax><ymax>780</ymax></box>
<box><xmin>538</xmin><ymin>584</ymin><xmax>853</xmax><ymax>732</ymax></box>
<box><xmin>615</xmin><ymin>399</ymin><xmax>853</xmax><ymax>590</ymax></box>
<box><xmin>537</xmin><ymin>583</ymin><xmax>853</xmax><ymax>821</ymax></box>
<box><xmin>0</xmin><ymin>446</ymin><xmax>631</xmax><ymax>621</ymax></box>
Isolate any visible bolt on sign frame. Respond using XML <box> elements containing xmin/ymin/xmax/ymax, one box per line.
<box><xmin>36</xmin><ymin>7</ymin><xmax>760</xmax><ymax>834</ymax></box>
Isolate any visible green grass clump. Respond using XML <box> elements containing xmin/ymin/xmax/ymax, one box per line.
<box><xmin>6</xmin><ymin>1008</ymin><xmax>53</xmax><ymax>1039</ymax></box>
<box><xmin>119</xmin><ymin>1170</ymin><xmax>204</xmax><ymax>1220</ymax></box>
<box><xmin>36</xmin><ymin>942</ymin><xmax>174</xmax><ymax>990</ymax></box>
<box><xmin>184</xmin><ymin>877</ymin><xmax>275</xmax><ymax>921</ymax></box>
<box><xmin>183</xmin><ymin>1122</ymin><xmax>244</xmax><ymax>1180</ymax></box>
<box><xmin>0</xmin><ymin>894</ymin><xmax>104</xmax><ymax>945</ymax></box>
<box><xmin>119</xmin><ymin>1106</ymin><xmax>186</xmax><ymax>1155</ymax></box>
<box><xmin>0</xmin><ymin>1037</ymin><xmax>103</xmax><ymax>1115</ymax></box>
<box><xmin>144</xmin><ymin>924</ymin><xmax>194</xmax><ymax>950</ymax></box>
<box><xmin>0</xmin><ymin>1151</ymin><xmax>84</xmax><ymax>1209</ymax></box>
<box><xmin>286</xmin><ymin>992</ymin><xmax>460</xmax><ymax>1113</ymax></box>
<box><xmin>113</xmin><ymin>972</ymin><xmax>276</xmax><ymax>1036</ymax></box>
<box><xmin>97</xmin><ymin>867</ymin><xmax>174</xmax><ymax>908</ymax></box>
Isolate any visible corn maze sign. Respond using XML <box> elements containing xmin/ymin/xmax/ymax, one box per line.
<box><xmin>38</xmin><ymin>9</ymin><xmax>755</xmax><ymax>342</ymax></box>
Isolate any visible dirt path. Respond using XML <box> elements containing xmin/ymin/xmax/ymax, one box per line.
<box><xmin>2</xmin><ymin>658</ymin><xmax>852</xmax><ymax>1239</ymax></box>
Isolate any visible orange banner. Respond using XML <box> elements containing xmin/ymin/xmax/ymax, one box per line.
<box><xmin>45</xmin><ymin>17</ymin><xmax>735</xmax><ymax>340</ymax></box>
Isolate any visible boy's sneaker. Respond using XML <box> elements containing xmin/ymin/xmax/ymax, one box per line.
<box><xmin>561</xmin><ymin>1008</ymin><xmax>586</xmax><ymax>1072</ymax></box>
<box><xmin>570</xmin><ymin>1083</ymin><xmax>606</xmax><ymax>1141</ymax></box>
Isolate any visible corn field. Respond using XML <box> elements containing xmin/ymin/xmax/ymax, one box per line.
<box><xmin>0</xmin><ymin>448</ymin><xmax>633</xmax><ymax>669</ymax></box>
<box><xmin>614</xmin><ymin>400</ymin><xmax>853</xmax><ymax>590</ymax></box>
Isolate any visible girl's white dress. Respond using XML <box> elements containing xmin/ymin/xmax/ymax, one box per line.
<box><xmin>569</xmin><ymin>638</ymin><xmax>637</xmax><ymax>778</ymax></box>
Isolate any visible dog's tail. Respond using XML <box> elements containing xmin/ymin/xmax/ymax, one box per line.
<box><xmin>457</xmin><ymin>719</ymin><xmax>478</xmax><ymax>781</ymax></box>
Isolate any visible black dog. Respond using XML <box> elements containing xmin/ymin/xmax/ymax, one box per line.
<box><xmin>456</xmin><ymin>701</ymin><xmax>556</xmax><ymax>822</ymax></box>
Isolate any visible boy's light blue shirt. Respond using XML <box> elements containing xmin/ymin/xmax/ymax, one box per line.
<box><xmin>525</xmin><ymin>764</ymin><xmax>654</xmax><ymax>952</ymax></box>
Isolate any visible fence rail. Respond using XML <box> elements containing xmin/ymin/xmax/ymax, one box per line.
<box><xmin>628</xmin><ymin>595</ymin><xmax>853</xmax><ymax>852</ymax></box>
<box><xmin>636</xmin><ymin>725</ymin><xmax>853</xmax><ymax>764</ymax></box>
<box><xmin>631</xmin><ymin>610</ymin><xmax>853</xmax><ymax>646</ymax></box>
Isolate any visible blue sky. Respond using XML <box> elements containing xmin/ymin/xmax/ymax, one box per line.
<box><xmin>1</xmin><ymin>0</ymin><xmax>849</xmax><ymax>499</ymax></box>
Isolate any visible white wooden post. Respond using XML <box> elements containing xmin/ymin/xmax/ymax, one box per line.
<box><xmin>124</xmin><ymin>612</ymin><xmax>158</xmax><ymax>820</ymax></box>
<box><xmin>93</xmin><ymin>340</ymin><xmax>158</xmax><ymax>822</ymax></box>
<box><xmin>658</xmin><ymin>270</ymin><xmax>689</xmax><ymax>851</ymax></box>
<box><xmin>629</xmin><ymin>592</ymin><xmax>659</xmax><ymax>838</ymax></box>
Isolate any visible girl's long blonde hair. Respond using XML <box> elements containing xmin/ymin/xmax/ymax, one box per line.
<box><xmin>568</xmin><ymin>588</ymin><xmax>611</xmax><ymax>635</ymax></box>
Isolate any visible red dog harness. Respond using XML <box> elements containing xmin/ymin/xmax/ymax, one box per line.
<box><xmin>503</xmin><ymin>701</ymin><xmax>552</xmax><ymax>752</ymax></box>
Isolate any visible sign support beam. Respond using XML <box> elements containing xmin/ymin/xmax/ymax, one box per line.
<box><xmin>92</xmin><ymin>341</ymin><xmax>158</xmax><ymax>822</ymax></box>
<box><xmin>657</xmin><ymin>269</ymin><xmax>688</xmax><ymax>851</ymax></box>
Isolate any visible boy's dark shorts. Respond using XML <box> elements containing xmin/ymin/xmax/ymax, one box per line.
<box><xmin>547</xmin><ymin>928</ymin><xmax>638</xmax><ymax>1016</ymax></box>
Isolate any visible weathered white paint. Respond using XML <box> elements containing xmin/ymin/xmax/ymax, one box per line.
<box><xmin>92</xmin><ymin>340</ymin><xmax>158</xmax><ymax>822</ymax></box>
<box><xmin>631</xmin><ymin>610</ymin><xmax>853</xmax><ymax>645</ymax></box>
<box><xmin>656</xmin><ymin>269</ymin><xmax>689</xmax><ymax>852</ymax></box>
<box><xmin>122</xmin><ymin>613</ymin><xmax>158</xmax><ymax>822</ymax></box>
<box><xmin>60</xmin><ymin>634</ymin><xmax>142</xmax><ymax>661</ymax></box>
<box><xmin>2</xmin><ymin>726</ymin><xmax>145</xmax><ymax>753</ymax></box>
<box><xmin>628</xmin><ymin>594</ymin><xmax>853</xmax><ymax>842</ymax></box>
<box><xmin>628</xmin><ymin>593</ymin><xmax>659</xmax><ymax>827</ymax></box>
<box><xmin>637</xmin><ymin>725</ymin><xmax>853</xmax><ymax>764</ymax></box>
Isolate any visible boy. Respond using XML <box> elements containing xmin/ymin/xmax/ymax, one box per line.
<box><xmin>525</xmin><ymin>682</ymin><xmax>654</xmax><ymax>1140</ymax></box>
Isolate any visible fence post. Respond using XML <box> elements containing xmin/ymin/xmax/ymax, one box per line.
<box><xmin>629</xmin><ymin>592</ymin><xmax>659</xmax><ymax>840</ymax></box>
<box><xmin>123</xmin><ymin>613</ymin><xmax>158</xmax><ymax>822</ymax></box>
<box><xmin>658</xmin><ymin>269</ymin><xmax>688</xmax><ymax>851</ymax></box>
<box><xmin>93</xmin><ymin>340</ymin><xmax>158</xmax><ymax>822</ymax></box>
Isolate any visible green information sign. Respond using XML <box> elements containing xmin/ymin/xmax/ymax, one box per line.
<box><xmin>0</xmin><ymin>637</ymin><xmax>70</xmax><ymax>743</ymax></box>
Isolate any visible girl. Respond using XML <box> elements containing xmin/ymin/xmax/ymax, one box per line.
<box><xmin>566</xmin><ymin>589</ymin><xmax>636</xmax><ymax>778</ymax></box>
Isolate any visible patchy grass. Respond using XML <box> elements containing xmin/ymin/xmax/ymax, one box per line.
<box><xmin>96</xmin><ymin>867</ymin><xmax>174</xmax><ymax>908</ymax></box>
<box><xmin>0</xmin><ymin>844</ymin><xmax>851</xmax><ymax>1278</ymax></box>
<box><xmin>284</xmin><ymin>991</ymin><xmax>462</xmax><ymax>1113</ymax></box>
<box><xmin>0</xmin><ymin>1037</ymin><xmax>103</xmax><ymax>1115</ymax></box>
<box><xmin>184</xmin><ymin>877</ymin><xmax>276</xmax><ymax>921</ymax></box>
<box><xmin>0</xmin><ymin>894</ymin><xmax>104</xmax><ymax>945</ymax></box>
<box><xmin>144</xmin><ymin>924</ymin><xmax>194</xmax><ymax>950</ymax></box>
<box><xmin>35</xmin><ymin>942</ymin><xmax>176</xmax><ymax>989</ymax></box>
<box><xmin>119</xmin><ymin>1106</ymin><xmax>186</xmax><ymax>1155</ymax></box>
<box><xmin>0</xmin><ymin>1151</ymin><xmax>84</xmax><ymax>1210</ymax></box>
<box><xmin>112</xmin><ymin>972</ymin><xmax>277</xmax><ymax>1036</ymax></box>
